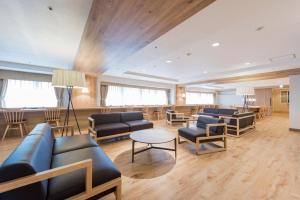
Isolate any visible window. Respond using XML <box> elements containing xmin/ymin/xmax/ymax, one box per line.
<box><xmin>106</xmin><ymin>85</ymin><xmax>168</xmax><ymax>106</ymax></box>
<box><xmin>280</xmin><ymin>90</ymin><xmax>289</xmax><ymax>103</ymax></box>
<box><xmin>186</xmin><ymin>92</ymin><xmax>214</xmax><ymax>104</ymax></box>
<box><xmin>4</xmin><ymin>79</ymin><xmax>57</xmax><ymax>108</ymax></box>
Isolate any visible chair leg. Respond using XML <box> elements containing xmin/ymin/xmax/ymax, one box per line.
<box><xmin>2</xmin><ymin>125</ymin><xmax>10</xmax><ymax>141</ymax></box>
<box><xmin>22</xmin><ymin>123</ymin><xmax>28</xmax><ymax>134</ymax></box>
<box><xmin>195</xmin><ymin>140</ymin><xmax>200</xmax><ymax>155</ymax></box>
<box><xmin>115</xmin><ymin>181</ymin><xmax>122</xmax><ymax>200</ymax></box>
<box><xmin>19</xmin><ymin>124</ymin><xmax>24</xmax><ymax>138</ymax></box>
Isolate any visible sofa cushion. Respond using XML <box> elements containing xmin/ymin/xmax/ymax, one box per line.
<box><xmin>95</xmin><ymin>123</ymin><xmax>129</xmax><ymax>137</ymax></box>
<box><xmin>125</xmin><ymin>120</ymin><xmax>153</xmax><ymax>131</ymax></box>
<box><xmin>218</xmin><ymin>109</ymin><xmax>237</xmax><ymax>116</ymax></box>
<box><xmin>196</xmin><ymin>116</ymin><xmax>224</xmax><ymax>134</ymax></box>
<box><xmin>48</xmin><ymin>147</ymin><xmax>121</xmax><ymax>200</ymax></box>
<box><xmin>91</xmin><ymin>113</ymin><xmax>121</xmax><ymax>125</ymax></box>
<box><xmin>203</xmin><ymin>108</ymin><xmax>218</xmax><ymax>114</ymax></box>
<box><xmin>53</xmin><ymin>135</ymin><xmax>98</xmax><ymax>155</ymax></box>
<box><xmin>120</xmin><ymin>112</ymin><xmax>144</xmax><ymax>122</ymax></box>
<box><xmin>0</xmin><ymin>124</ymin><xmax>53</xmax><ymax>200</ymax></box>
<box><xmin>178</xmin><ymin>127</ymin><xmax>206</xmax><ymax>142</ymax></box>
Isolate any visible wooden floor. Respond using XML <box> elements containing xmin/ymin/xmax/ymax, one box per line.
<box><xmin>1</xmin><ymin>113</ymin><xmax>300</xmax><ymax>200</ymax></box>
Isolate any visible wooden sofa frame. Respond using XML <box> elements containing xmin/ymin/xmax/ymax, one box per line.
<box><xmin>0</xmin><ymin>126</ymin><xmax>122</xmax><ymax>200</ymax></box>
<box><xmin>178</xmin><ymin>120</ymin><xmax>227</xmax><ymax>155</ymax></box>
<box><xmin>219</xmin><ymin>114</ymin><xmax>256</xmax><ymax>137</ymax></box>
<box><xmin>166</xmin><ymin>111</ymin><xmax>189</xmax><ymax>126</ymax></box>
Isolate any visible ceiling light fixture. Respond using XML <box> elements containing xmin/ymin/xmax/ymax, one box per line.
<box><xmin>245</xmin><ymin>62</ymin><xmax>251</xmax><ymax>65</ymax></box>
<box><xmin>166</xmin><ymin>60</ymin><xmax>172</xmax><ymax>64</ymax></box>
<box><xmin>279</xmin><ymin>84</ymin><xmax>284</xmax><ymax>88</ymax></box>
<box><xmin>203</xmin><ymin>70</ymin><xmax>208</xmax><ymax>74</ymax></box>
<box><xmin>212</xmin><ymin>42</ymin><xmax>220</xmax><ymax>47</ymax></box>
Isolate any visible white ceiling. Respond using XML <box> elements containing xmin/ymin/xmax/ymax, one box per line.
<box><xmin>0</xmin><ymin>0</ymin><xmax>92</xmax><ymax>72</ymax></box>
<box><xmin>190</xmin><ymin>77</ymin><xmax>290</xmax><ymax>90</ymax></box>
<box><xmin>104</xmin><ymin>0</ymin><xmax>300</xmax><ymax>85</ymax></box>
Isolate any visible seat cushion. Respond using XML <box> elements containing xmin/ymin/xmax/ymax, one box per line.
<box><xmin>90</xmin><ymin>113</ymin><xmax>121</xmax><ymax>125</ymax></box>
<box><xmin>95</xmin><ymin>123</ymin><xmax>129</xmax><ymax>137</ymax></box>
<box><xmin>48</xmin><ymin>147</ymin><xmax>121</xmax><ymax>200</ymax></box>
<box><xmin>203</xmin><ymin>108</ymin><xmax>218</xmax><ymax>114</ymax></box>
<box><xmin>218</xmin><ymin>109</ymin><xmax>237</xmax><ymax>116</ymax></box>
<box><xmin>53</xmin><ymin>135</ymin><xmax>98</xmax><ymax>155</ymax></box>
<box><xmin>120</xmin><ymin>112</ymin><xmax>144</xmax><ymax>122</ymax></box>
<box><xmin>178</xmin><ymin>127</ymin><xmax>206</xmax><ymax>142</ymax></box>
<box><xmin>125</xmin><ymin>120</ymin><xmax>153</xmax><ymax>131</ymax></box>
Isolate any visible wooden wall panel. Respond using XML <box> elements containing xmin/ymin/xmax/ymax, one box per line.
<box><xmin>272</xmin><ymin>88</ymin><xmax>289</xmax><ymax>113</ymax></box>
<box><xmin>74</xmin><ymin>0</ymin><xmax>215</xmax><ymax>73</ymax></box>
<box><xmin>255</xmin><ymin>88</ymin><xmax>272</xmax><ymax>107</ymax></box>
<box><xmin>72</xmin><ymin>75</ymin><xmax>97</xmax><ymax>107</ymax></box>
<box><xmin>176</xmin><ymin>85</ymin><xmax>186</xmax><ymax>105</ymax></box>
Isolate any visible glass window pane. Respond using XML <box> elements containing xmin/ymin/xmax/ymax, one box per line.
<box><xmin>4</xmin><ymin>79</ymin><xmax>57</xmax><ymax>108</ymax></box>
<box><xmin>186</xmin><ymin>92</ymin><xmax>214</xmax><ymax>104</ymax></box>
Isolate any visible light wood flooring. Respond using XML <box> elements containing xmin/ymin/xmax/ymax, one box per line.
<box><xmin>0</xmin><ymin>113</ymin><xmax>300</xmax><ymax>200</ymax></box>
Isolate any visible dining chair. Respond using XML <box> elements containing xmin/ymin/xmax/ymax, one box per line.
<box><xmin>44</xmin><ymin>107</ymin><xmax>61</xmax><ymax>127</ymax></box>
<box><xmin>2</xmin><ymin>109</ymin><xmax>27</xmax><ymax>141</ymax></box>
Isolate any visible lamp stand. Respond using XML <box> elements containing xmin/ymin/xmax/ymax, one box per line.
<box><xmin>62</xmin><ymin>86</ymin><xmax>81</xmax><ymax>136</ymax></box>
<box><xmin>242</xmin><ymin>95</ymin><xmax>249</xmax><ymax>113</ymax></box>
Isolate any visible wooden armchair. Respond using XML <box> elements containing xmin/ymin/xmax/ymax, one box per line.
<box><xmin>166</xmin><ymin>110</ymin><xmax>189</xmax><ymax>125</ymax></box>
<box><xmin>178</xmin><ymin>116</ymin><xmax>227</xmax><ymax>155</ymax></box>
<box><xmin>2</xmin><ymin>108</ymin><xmax>27</xmax><ymax>141</ymax></box>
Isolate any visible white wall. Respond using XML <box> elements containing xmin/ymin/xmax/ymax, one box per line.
<box><xmin>289</xmin><ymin>75</ymin><xmax>300</xmax><ymax>130</ymax></box>
<box><xmin>216</xmin><ymin>90</ymin><xmax>243</xmax><ymax>107</ymax></box>
<box><xmin>97</xmin><ymin>75</ymin><xmax>176</xmax><ymax>106</ymax></box>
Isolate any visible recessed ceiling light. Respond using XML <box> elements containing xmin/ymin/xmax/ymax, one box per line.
<box><xmin>256</xmin><ymin>26</ymin><xmax>264</xmax><ymax>31</ymax></box>
<box><xmin>166</xmin><ymin>60</ymin><xmax>172</xmax><ymax>64</ymax></box>
<box><xmin>48</xmin><ymin>6</ymin><xmax>53</xmax><ymax>11</ymax></box>
<box><xmin>186</xmin><ymin>52</ymin><xmax>192</xmax><ymax>56</ymax></box>
<box><xmin>212</xmin><ymin>42</ymin><xmax>220</xmax><ymax>47</ymax></box>
<box><xmin>203</xmin><ymin>70</ymin><xmax>208</xmax><ymax>74</ymax></box>
<box><xmin>245</xmin><ymin>62</ymin><xmax>251</xmax><ymax>65</ymax></box>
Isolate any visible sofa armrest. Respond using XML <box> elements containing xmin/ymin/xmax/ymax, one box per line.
<box><xmin>206</xmin><ymin>123</ymin><xmax>227</xmax><ymax>137</ymax></box>
<box><xmin>0</xmin><ymin>159</ymin><xmax>93</xmax><ymax>195</ymax></box>
<box><xmin>0</xmin><ymin>159</ymin><xmax>122</xmax><ymax>200</ymax></box>
<box><xmin>88</xmin><ymin>117</ymin><xmax>95</xmax><ymax>129</ymax></box>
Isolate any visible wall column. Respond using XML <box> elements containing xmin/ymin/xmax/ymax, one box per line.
<box><xmin>289</xmin><ymin>75</ymin><xmax>300</xmax><ymax>131</ymax></box>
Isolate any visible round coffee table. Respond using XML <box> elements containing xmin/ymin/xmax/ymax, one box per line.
<box><xmin>130</xmin><ymin>129</ymin><xmax>177</xmax><ymax>163</ymax></box>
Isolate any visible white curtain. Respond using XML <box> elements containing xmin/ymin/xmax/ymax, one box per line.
<box><xmin>106</xmin><ymin>85</ymin><xmax>168</xmax><ymax>106</ymax></box>
<box><xmin>0</xmin><ymin>79</ymin><xmax>8</xmax><ymax>108</ymax></box>
<box><xmin>186</xmin><ymin>92</ymin><xmax>214</xmax><ymax>104</ymax></box>
<box><xmin>5</xmin><ymin>79</ymin><xmax>57</xmax><ymax>108</ymax></box>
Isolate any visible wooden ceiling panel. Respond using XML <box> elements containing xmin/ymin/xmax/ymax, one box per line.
<box><xmin>74</xmin><ymin>0</ymin><xmax>216</xmax><ymax>73</ymax></box>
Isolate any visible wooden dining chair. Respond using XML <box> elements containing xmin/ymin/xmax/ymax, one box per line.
<box><xmin>44</xmin><ymin>107</ymin><xmax>61</xmax><ymax>127</ymax></box>
<box><xmin>142</xmin><ymin>106</ymin><xmax>150</xmax><ymax>120</ymax></box>
<box><xmin>153</xmin><ymin>106</ymin><xmax>163</xmax><ymax>120</ymax></box>
<box><xmin>2</xmin><ymin>109</ymin><xmax>27</xmax><ymax>141</ymax></box>
<box><xmin>100</xmin><ymin>107</ymin><xmax>111</xmax><ymax>113</ymax></box>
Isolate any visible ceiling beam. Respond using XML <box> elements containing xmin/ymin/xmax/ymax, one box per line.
<box><xmin>74</xmin><ymin>0</ymin><xmax>216</xmax><ymax>73</ymax></box>
<box><xmin>184</xmin><ymin>68</ymin><xmax>300</xmax><ymax>85</ymax></box>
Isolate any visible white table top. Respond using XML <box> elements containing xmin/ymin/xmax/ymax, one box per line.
<box><xmin>130</xmin><ymin>129</ymin><xmax>175</xmax><ymax>144</ymax></box>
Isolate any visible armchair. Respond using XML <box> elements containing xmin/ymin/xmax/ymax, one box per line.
<box><xmin>178</xmin><ymin>116</ymin><xmax>227</xmax><ymax>155</ymax></box>
<box><xmin>166</xmin><ymin>110</ymin><xmax>190</xmax><ymax>125</ymax></box>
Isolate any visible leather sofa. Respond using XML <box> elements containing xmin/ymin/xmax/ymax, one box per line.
<box><xmin>178</xmin><ymin>116</ymin><xmax>227</xmax><ymax>155</ymax></box>
<box><xmin>0</xmin><ymin>123</ymin><xmax>122</xmax><ymax>200</ymax></box>
<box><xmin>88</xmin><ymin>112</ymin><xmax>153</xmax><ymax>141</ymax></box>
<box><xmin>198</xmin><ymin>108</ymin><xmax>238</xmax><ymax>118</ymax></box>
<box><xmin>220</xmin><ymin>112</ymin><xmax>256</xmax><ymax>137</ymax></box>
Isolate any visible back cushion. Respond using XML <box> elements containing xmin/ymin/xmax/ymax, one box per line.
<box><xmin>91</xmin><ymin>113</ymin><xmax>121</xmax><ymax>125</ymax></box>
<box><xmin>197</xmin><ymin>116</ymin><xmax>224</xmax><ymax>134</ymax></box>
<box><xmin>218</xmin><ymin>109</ymin><xmax>237</xmax><ymax>116</ymax></box>
<box><xmin>0</xmin><ymin>123</ymin><xmax>53</xmax><ymax>199</ymax></box>
<box><xmin>203</xmin><ymin>108</ymin><xmax>218</xmax><ymax>114</ymax></box>
<box><xmin>121</xmin><ymin>112</ymin><xmax>144</xmax><ymax>122</ymax></box>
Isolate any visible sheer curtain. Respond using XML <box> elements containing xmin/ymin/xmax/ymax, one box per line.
<box><xmin>0</xmin><ymin>79</ymin><xmax>8</xmax><ymax>108</ymax></box>
<box><xmin>4</xmin><ymin>79</ymin><xmax>57</xmax><ymax>108</ymax></box>
<box><xmin>186</xmin><ymin>92</ymin><xmax>214</xmax><ymax>104</ymax></box>
<box><xmin>106</xmin><ymin>85</ymin><xmax>168</xmax><ymax>106</ymax></box>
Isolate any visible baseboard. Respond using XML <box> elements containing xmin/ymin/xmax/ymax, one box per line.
<box><xmin>289</xmin><ymin>128</ymin><xmax>300</xmax><ymax>132</ymax></box>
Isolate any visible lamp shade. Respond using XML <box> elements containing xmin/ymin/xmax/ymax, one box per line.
<box><xmin>52</xmin><ymin>70</ymin><xmax>86</xmax><ymax>88</ymax></box>
<box><xmin>236</xmin><ymin>87</ymin><xmax>255</xmax><ymax>96</ymax></box>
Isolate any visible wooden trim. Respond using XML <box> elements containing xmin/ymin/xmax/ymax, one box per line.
<box><xmin>0</xmin><ymin>159</ymin><xmax>122</xmax><ymax>200</ymax></box>
<box><xmin>289</xmin><ymin>128</ymin><xmax>300</xmax><ymax>132</ymax></box>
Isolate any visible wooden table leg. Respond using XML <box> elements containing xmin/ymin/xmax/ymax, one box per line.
<box><xmin>174</xmin><ymin>138</ymin><xmax>177</xmax><ymax>160</ymax></box>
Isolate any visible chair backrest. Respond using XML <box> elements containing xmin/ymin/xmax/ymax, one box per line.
<box><xmin>44</xmin><ymin>107</ymin><xmax>61</xmax><ymax>121</ymax></box>
<box><xmin>91</xmin><ymin>112</ymin><xmax>121</xmax><ymax>125</ymax></box>
<box><xmin>196</xmin><ymin>116</ymin><xmax>224</xmax><ymax>135</ymax></box>
<box><xmin>0</xmin><ymin>123</ymin><xmax>53</xmax><ymax>199</ymax></box>
<box><xmin>3</xmin><ymin>109</ymin><xmax>24</xmax><ymax>123</ymax></box>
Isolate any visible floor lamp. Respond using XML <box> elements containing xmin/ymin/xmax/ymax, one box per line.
<box><xmin>236</xmin><ymin>87</ymin><xmax>255</xmax><ymax>112</ymax></box>
<box><xmin>52</xmin><ymin>70</ymin><xmax>87</xmax><ymax>135</ymax></box>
